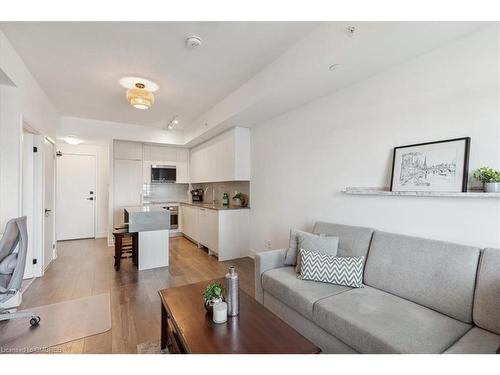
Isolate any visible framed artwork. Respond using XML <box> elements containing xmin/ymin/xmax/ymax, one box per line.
<box><xmin>390</xmin><ymin>137</ymin><xmax>470</xmax><ymax>192</ymax></box>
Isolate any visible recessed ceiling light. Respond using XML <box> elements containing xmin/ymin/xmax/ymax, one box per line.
<box><xmin>64</xmin><ymin>135</ymin><xmax>83</xmax><ymax>145</ymax></box>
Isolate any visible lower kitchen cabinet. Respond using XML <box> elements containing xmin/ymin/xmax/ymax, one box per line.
<box><xmin>180</xmin><ymin>204</ymin><xmax>249</xmax><ymax>261</ymax></box>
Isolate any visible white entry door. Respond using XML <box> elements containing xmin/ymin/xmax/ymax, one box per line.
<box><xmin>56</xmin><ymin>153</ymin><xmax>96</xmax><ymax>240</ymax></box>
<box><xmin>43</xmin><ymin>139</ymin><xmax>56</xmax><ymax>270</ymax></box>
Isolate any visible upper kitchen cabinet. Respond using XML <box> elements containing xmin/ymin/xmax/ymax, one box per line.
<box><xmin>143</xmin><ymin>144</ymin><xmax>177</xmax><ymax>162</ymax></box>
<box><xmin>114</xmin><ymin>140</ymin><xmax>143</xmax><ymax>160</ymax></box>
<box><xmin>176</xmin><ymin>148</ymin><xmax>189</xmax><ymax>184</ymax></box>
<box><xmin>189</xmin><ymin>127</ymin><xmax>250</xmax><ymax>183</ymax></box>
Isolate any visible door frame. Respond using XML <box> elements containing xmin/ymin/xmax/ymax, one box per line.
<box><xmin>43</xmin><ymin>137</ymin><xmax>57</xmax><ymax>270</ymax></box>
<box><xmin>21</xmin><ymin>120</ymin><xmax>51</xmax><ymax>277</ymax></box>
<box><xmin>56</xmin><ymin>152</ymin><xmax>98</xmax><ymax>240</ymax></box>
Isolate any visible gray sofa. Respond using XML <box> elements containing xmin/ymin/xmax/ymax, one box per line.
<box><xmin>255</xmin><ymin>222</ymin><xmax>500</xmax><ymax>354</ymax></box>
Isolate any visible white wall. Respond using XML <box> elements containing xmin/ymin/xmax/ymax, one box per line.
<box><xmin>250</xmin><ymin>25</ymin><xmax>500</xmax><ymax>253</ymax></box>
<box><xmin>0</xmin><ymin>29</ymin><xmax>59</xmax><ymax>229</ymax></box>
<box><xmin>0</xmin><ymin>30</ymin><xmax>58</xmax><ymax>139</ymax></box>
<box><xmin>60</xmin><ymin>116</ymin><xmax>185</xmax><ymax>145</ymax></box>
<box><xmin>0</xmin><ymin>85</ymin><xmax>21</xmax><ymax>229</ymax></box>
<box><xmin>56</xmin><ymin>143</ymin><xmax>109</xmax><ymax>238</ymax></box>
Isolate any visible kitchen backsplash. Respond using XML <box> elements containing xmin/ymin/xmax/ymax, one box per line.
<box><xmin>143</xmin><ymin>183</ymin><xmax>190</xmax><ymax>203</ymax></box>
<box><xmin>142</xmin><ymin>181</ymin><xmax>250</xmax><ymax>205</ymax></box>
<box><xmin>192</xmin><ymin>181</ymin><xmax>250</xmax><ymax>205</ymax></box>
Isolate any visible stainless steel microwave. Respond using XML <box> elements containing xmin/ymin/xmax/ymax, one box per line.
<box><xmin>151</xmin><ymin>165</ymin><xmax>176</xmax><ymax>183</ymax></box>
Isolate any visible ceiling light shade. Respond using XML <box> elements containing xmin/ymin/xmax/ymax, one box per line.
<box><xmin>64</xmin><ymin>136</ymin><xmax>83</xmax><ymax>145</ymax></box>
<box><xmin>126</xmin><ymin>83</ymin><xmax>155</xmax><ymax>110</ymax></box>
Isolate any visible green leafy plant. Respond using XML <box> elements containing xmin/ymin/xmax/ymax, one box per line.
<box><xmin>473</xmin><ymin>167</ymin><xmax>500</xmax><ymax>183</ymax></box>
<box><xmin>203</xmin><ymin>283</ymin><xmax>224</xmax><ymax>302</ymax></box>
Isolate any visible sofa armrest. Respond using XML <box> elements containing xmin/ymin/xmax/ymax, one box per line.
<box><xmin>254</xmin><ymin>248</ymin><xmax>287</xmax><ymax>303</ymax></box>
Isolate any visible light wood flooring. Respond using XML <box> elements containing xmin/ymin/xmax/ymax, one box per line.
<box><xmin>18</xmin><ymin>236</ymin><xmax>255</xmax><ymax>353</ymax></box>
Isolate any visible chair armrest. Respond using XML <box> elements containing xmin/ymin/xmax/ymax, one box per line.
<box><xmin>254</xmin><ymin>248</ymin><xmax>287</xmax><ymax>303</ymax></box>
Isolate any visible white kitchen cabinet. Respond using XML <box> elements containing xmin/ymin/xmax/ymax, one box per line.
<box><xmin>143</xmin><ymin>144</ymin><xmax>178</xmax><ymax>163</ymax></box>
<box><xmin>189</xmin><ymin>127</ymin><xmax>250</xmax><ymax>183</ymax></box>
<box><xmin>114</xmin><ymin>159</ymin><xmax>143</xmax><ymax>226</ymax></box>
<box><xmin>181</xmin><ymin>204</ymin><xmax>199</xmax><ymax>241</ymax></box>
<box><xmin>114</xmin><ymin>140</ymin><xmax>143</xmax><ymax>160</ymax></box>
<box><xmin>181</xmin><ymin>204</ymin><xmax>249</xmax><ymax>261</ymax></box>
<box><xmin>197</xmin><ymin>208</ymin><xmax>218</xmax><ymax>252</ymax></box>
<box><xmin>175</xmin><ymin>148</ymin><xmax>189</xmax><ymax>184</ymax></box>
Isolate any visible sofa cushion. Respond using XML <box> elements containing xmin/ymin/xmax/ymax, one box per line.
<box><xmin>312</xmin><ymin>222</ymin><xmax>374</xmax><ymax>257</ymax></box>
<box><xmin>285</xmin><ymin>229</ymin><xmax>311</xmax><ymax>266</ymax></box>
<box><xmin>473</xmin><ymin>248</ymin><xmax>500</xmax><ymax>334</ymax></box>
<box><xmin>313</xmin><ymin>286</ymin><xmax>472</xmax><ymax>353</ymax></box>
<box><xmin>295</xmin><ymin>232</ymin><xmax>339</xmax><ymax>273</ymax></box>
<box><xmin>364</xmin><ymin>231</ymin><xmax>480</xmax><ymax>323</ymax></box>
<box><xmin>444</xmin><ymin>327</ymin><xmax>500</xmax><ymax>354</ymax></box>
<box><xmin>261</xmin><ymin>266</ymin><xmax>351</xmax><ymax>319</ymax></box>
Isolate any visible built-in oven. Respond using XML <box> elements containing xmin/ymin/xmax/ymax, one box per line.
<box><xmin>151</xmin><ymin>165</ymin><xmax>176</xmax><ymax>183</ymax></box>
<box><xmin>163</xmin><ymin>205</ymin><xmax>179</xmax><ymax>230</ymax></box>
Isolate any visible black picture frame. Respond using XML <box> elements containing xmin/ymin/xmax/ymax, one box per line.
<box><xmin>390</xmin><ymin>137</ymin><xmax>471</xmax><ymax>192</ymax></box>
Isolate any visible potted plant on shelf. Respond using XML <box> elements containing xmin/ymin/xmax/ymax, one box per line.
<box><xmin>203</xmin><ymin>283</ymin><xmax>224</xmax><ymax>312</ymax></box>
<box><xmin>472</xmin><ymin>167</ymin><xmax>500</xmax><ymax>192</ymax></box>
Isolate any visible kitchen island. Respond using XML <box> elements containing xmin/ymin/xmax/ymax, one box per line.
<box><xmin>124</xmin><ymin>206</ymin><xmax>170</xmax><ymax>270</ymax></box>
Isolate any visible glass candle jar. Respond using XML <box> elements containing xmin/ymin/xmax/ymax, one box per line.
<box><xmin>213</xmin><ymin>301</ymin><xmax>227</xmax><ymax>324</ymax></box>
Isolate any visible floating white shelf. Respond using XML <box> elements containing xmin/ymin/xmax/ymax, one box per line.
<box><xmin>342</xmin><ymin>187</ymin><xmax>500</xmax><ymax>198</ymax></box>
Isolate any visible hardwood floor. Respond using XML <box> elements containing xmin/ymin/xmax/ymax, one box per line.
<box><xmin>19</xmin><ymin>236</ymin><xmax>255</xmax><ymax>353</ymax></box>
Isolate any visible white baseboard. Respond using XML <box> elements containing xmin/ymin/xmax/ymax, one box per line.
<box><xmin>247</xmin><ymin>249</ymin><xmax>258</xmax><ymax>259</ymax></box>
<box><xmin>95</xmin><ymin>231</ymin><xmax>108</xmax><ymax>239</ymax></box>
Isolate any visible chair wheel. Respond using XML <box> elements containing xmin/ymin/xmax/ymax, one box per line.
<box><xmin>30</xmin><ymin>316</ymin><xmax>40</xmax><ymax>327</ymax></box>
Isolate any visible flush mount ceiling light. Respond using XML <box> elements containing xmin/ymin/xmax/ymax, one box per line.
<box><xmin>119</xmin><ymin>77</ymin><xmax>159</xmax><ymax>110</ymax></box>
<box><xmin>64</xmin><ymin>135</ymin><xmax>83</xmax><ymax>145</ymax></box>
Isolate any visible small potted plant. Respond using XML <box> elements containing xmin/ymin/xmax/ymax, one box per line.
<box><xmin>232</xmin><ymin>192</ymin><xmax>243</xmax><ymax>207</ymax></box>
<box><xmin>473</xmin><ymin>167</ymin><xmax>500</xmax><ymax>192</ymax></box>
<box><xmin>203</xmin><ymin>283</ymin><xmax>224</xmax><ymax>312</ymax></box>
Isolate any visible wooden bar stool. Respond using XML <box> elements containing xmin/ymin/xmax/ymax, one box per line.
<box><xmin>113</xmin><ymin>226</ymin><xmax>138</xmax><ymax>271</ymax></box>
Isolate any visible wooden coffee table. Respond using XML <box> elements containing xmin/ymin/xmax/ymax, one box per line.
<box><xmin>159</xmin><ymin>279</ymin><xmax>321</xmax><ymax>354</ymax></box>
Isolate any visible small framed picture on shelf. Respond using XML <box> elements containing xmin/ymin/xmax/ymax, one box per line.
<box><xmin>390</xmin><ymin>137</ymin><xmax>470</xmax><ymax>192</ymax></box>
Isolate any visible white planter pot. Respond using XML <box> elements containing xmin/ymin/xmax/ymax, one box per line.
<box><xmin>484</xmin><ymin>182</ymin><xmax>500</xmax><ymax>193</ymax></box>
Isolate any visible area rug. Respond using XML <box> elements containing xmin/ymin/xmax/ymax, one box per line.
<box><xmin>137</xmin><ymin>339</ymin><xmax>168</xmax><ymax>354</ymax></box>
<box><xmin>0</xmin><ymin>293</ymin><xmax>111</xmax><ymax>353</ymax></box>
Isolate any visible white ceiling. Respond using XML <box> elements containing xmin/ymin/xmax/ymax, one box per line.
<box><xmin>183</xmin><ymin>21</ymin><xmax>491</xmax><ymax>145</ymax></box>
<box><xmin>0</xmin><ymin>21</ymin><xmax>317</xmax><ymax>129</ymax></box>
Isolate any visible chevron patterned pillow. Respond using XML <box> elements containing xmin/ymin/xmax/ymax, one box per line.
<box><xmin>298</xmin><ymin>248</ymin><xmax>364</xmax><ymax>288</ymax></box>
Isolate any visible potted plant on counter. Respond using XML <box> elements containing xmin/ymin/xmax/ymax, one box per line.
<box><xmin>203</xmin><ymin>283</ymin><xmax>224</xmax><ymax>312</ymax></box>
<box><xmin>473</xmin><ymin>167</ymin><xmax>500</xmax><ymax>192</ymax></box>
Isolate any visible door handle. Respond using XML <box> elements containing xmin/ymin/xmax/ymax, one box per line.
<box><xmin>44</xmin><ymin>209</ymin><xmax>51</xmax><ymax>217</ymax></box>
<box><xmin>86</xmin><ymin>197</ymin><xmax>94</xmax><ymax>201</ymax></box>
